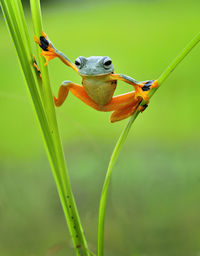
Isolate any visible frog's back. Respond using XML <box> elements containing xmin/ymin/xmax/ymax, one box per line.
<box><xmin>82</xmin><ymin>75</ymin><xmax>117</xmax><ymax>106</ymax></box>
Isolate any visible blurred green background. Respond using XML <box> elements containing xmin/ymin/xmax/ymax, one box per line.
<box><xmin>1</xmin><ymin>0</ymin><xmax>200</xmax><ymax>255</ymax></box>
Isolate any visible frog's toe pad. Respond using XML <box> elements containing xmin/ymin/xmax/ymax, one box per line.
<box><xmin>39</xmin><ymin>36</ymin><xmax>50</xmax><ymax>51</ymax></box>
<box><xmin>33</xmin><ymin>57</ymin><xmax>41</xmax><ymax>76</ymax></box>
<box><xmin>138</xmin><ymin>104</ymin><xmax>148</xmax><ymax>112</ymax></box>
<box><xmin>142</xmin><ymin>80</ymin><xmax>155</xmax><ymax>91</ymax></box>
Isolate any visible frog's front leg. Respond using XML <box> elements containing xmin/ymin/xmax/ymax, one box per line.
<box><xmin>34</xmin><ymin>32</ymin><xmax>78</xmax><ymax>72</ymax></box>
<box><xmin>110</xmin><ymin>73</ymin><xmax>158</xmax><ymax>101</ymax></box>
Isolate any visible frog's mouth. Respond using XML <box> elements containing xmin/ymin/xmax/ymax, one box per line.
<box><xmin>79</xmin><ymin>72</ymin><xmax>111</xmax><ymax>77</ymax></box>
<box><xmin>78</xmin><ymin>70</ymin><xmax>113</xmax><ymax>77</ymax></box>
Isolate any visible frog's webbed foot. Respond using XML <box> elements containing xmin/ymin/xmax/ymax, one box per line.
<box><xmin>140</xmin><ymin>80</ymin><xmax>159</xmax><ymax>91</ymax></box>
<box><xmin>33</xmin><ymin>56</ymin><xmax>41</xmax><ymax>78</ymax></box>
<box><xmin>136</xmin><ymin>81</ymin><xmax>158</xmax><ymax>113</ymax></box>
<box><xmin>138</xmin><ymin>102</ymin><xmax>149</xmax><ymax>112</ymax></box>
<box><xmin>34</xmin><ymin>32</ymin><xmax>78</xmax><ymax>72</ymax></box>
<box><xmin>135</xmin><ymin>80</ymin><xmax>159</xmax><ymax>101</ymax></box>
<box><xmin>34</xmin><ymin>32</ymin><xmax>57</xmax><ymax>66</ymax></box>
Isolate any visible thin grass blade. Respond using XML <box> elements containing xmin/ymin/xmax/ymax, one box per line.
<box><xmin>97</xmin><ymin>32</ymin><xmax>200</xmax><ymax>256</ymax></box>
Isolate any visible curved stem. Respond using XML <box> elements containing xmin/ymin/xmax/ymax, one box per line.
<box><xmin>97</xmin><ymin>32</ymin><xmax>200</xmax><ymax>256</ymax></box>
<box><xmin>157</xmin><ymin>32</ymin><xmax>200</xmax><ymax>85</ymax></box>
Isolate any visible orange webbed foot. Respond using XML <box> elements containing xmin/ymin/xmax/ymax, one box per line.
<box><xmin>33</xmin><ymin>56</ymin><xmax>42</xmax><ymax>79</ymax></box>
<box><xmin>140</xmin><ymin>80</ymin><xmax>159</xmax><ymax>91</ymax></box>
<box><xmin>134</xmin><ymin>87</ymin><xmax>149</xmax><ymax>102</ymax></box>
<box><xmin>138</xmin><ymin>102</ymin><xmax>149</xmax><ymax>113</ymax></box>
<box><xmin>34</xmin><ymin>32</ymin><xmax>57</xmax><ymax>66</ymax></box>
<box><xmin>136</xmin><ymin>80</ymin><xmax>159</xmax><ymax>101</ymax></box>
<box><xmin>41</xmin><ymin>50</ymin><xmax>57</xmax><ymax>66</ymax></box>
<box><xmin>150</xmin><ymin>80</ymin><xmax>159</xmax><ymax>89</ymax></box>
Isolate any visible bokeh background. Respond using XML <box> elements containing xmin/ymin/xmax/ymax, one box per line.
<box><xmin>1</xmin><ymin>0</ymin><xmax>200</xmax><ymax>255</ymax></box>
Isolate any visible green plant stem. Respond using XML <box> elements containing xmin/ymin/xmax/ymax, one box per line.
<box><xmin>1</xmin><ymin>1</ymin><xmax>90</xmax><ymax>255</ymax></box>
<box><xmin>30</xmin><ymin>1</ymin><xmax>90</xmax><ymax>254</ymax></box>
<box><xmin>97</xmin><ymin>32</ymin><xmax>200</xmax><ymax>256</ymax></box>
<box><xmin>30</xmin><ymin>1</ymin><xmax>90</xmax><ymax>255</ymax></box>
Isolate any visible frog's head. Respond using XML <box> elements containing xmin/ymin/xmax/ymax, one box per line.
<box><xmin>75</xmin><ymin>56</ymin><xmax>114</xmax><ymax>76</ymax></box>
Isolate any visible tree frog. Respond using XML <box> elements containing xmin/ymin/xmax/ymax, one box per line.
<box><xmin>34</xmin><ymin>32</ymin><xmax>158</xmax><ymax>122</ymax></box>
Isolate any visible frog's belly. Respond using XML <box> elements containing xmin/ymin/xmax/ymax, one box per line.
<box><xmin>82</xmin><ymin>77</ymin><xmax>116</xmax><ymax>106</ymax></box>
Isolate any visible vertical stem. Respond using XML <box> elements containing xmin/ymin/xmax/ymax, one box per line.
<box><xmin>97</xmin><ymin>32</ymin><xmax>200</xmax><ymax>256</ymax></box>
<box><xmin>30</xmin><ymin>1</ymin><xmax>90</xmax><ymax>255</ymax></box>
<box><xmin>1</xmin><ymin>0</ymin><xmax>90</xmax><ymax>255</ymax></box>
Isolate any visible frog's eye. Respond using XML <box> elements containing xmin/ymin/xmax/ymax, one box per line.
<box><xmin>75</xmin><ymin>57</ymin><xmax>82</xmax><ymax>67</ymax></box>
<box><xmin>103</xmin><ymin>58</ymin><xmax>112</xmax><ymax>69</ymax></box>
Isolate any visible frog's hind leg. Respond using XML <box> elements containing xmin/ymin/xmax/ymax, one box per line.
<box><xmin>54</xmin><ymin>81</ymin><xmax>100</xmax><ymax>109</ymax></box>
<box><xmin>110</xmin><ymin>103</ymin><xmax>140</xmax><ymax>123</ymax></box>
<box><xmin>102</xmin><ymin>92</ymin><xmax>141</xmax><ymax>122</ymax></box>
<box><xmin>54</xmin><ymin>81</ymin><xmax>142</xmax><ymax>122</ymax></box>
